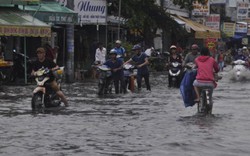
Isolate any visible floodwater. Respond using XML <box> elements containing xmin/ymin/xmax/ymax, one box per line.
<box><xmin>0</xmin><ymin>68</ymin><xmax>250</xmax><ymax>156</ymax></box>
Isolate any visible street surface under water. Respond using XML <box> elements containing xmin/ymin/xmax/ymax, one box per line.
<box><xmin>0</xmin><ymin>67</ymin><xmax>250</xmax><ymax>156</ymax></box>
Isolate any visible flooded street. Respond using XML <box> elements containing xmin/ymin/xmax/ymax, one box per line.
<box><xmin>0</xmin><ymin>69</ymin><xmax>250</xmax><ymax>156</ymax></box>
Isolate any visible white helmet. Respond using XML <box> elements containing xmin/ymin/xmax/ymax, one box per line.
<box><xmin>115</xmin><ymin>40</ymin><xmax>122</xmax><ymax>44</ymax></box>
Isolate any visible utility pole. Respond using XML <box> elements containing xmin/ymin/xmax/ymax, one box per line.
<box><xmin>66</xmin><ymin>0</ymin><xmax>75</xmax><ymax>83</ymax></box>
<box><xmin>117</xmin><ymin>0</ymin><xmax>121</xmax><ymax>40</ymax></box>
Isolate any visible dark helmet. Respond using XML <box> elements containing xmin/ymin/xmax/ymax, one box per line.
<box><xmin>132</xmin><ymin>44</ymin><xmax>141</xmax><ymax>51</ymax></box>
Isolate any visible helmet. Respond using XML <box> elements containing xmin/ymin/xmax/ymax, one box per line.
<box><xmin>191</xmin><ymin>44</ymin><xmax>198</xmax><ymax>50</ymax></box>
<box><xmin>109</xmin><ymin>49</ymin><xmax>117</xmax><ymax>55</ymax></box>
<box><xmin>170</xmin><ymin>45</ymin><xmax>177</xmax><ymax>49</ymax></box>
<box><xmin>243</xmin><ymin>46</ymin><xmax>247</xmax><ymax>50</ymax></box>
<box><xmin>115</xmin><ymin>40</ymin><xmax>122</xmax><ymax>44</ymax></box>
<box><xmin>132</xmin><ymin>44</ymin><xmax>141</xmax><ymax>51</ymax></box>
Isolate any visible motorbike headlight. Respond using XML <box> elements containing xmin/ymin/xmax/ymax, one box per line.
<box><xmin>57</xmin><ymin>69</ymin><xmax>63</xmax><ymax>75</ymax></box>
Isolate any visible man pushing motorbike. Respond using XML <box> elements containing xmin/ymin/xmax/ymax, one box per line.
<box><xmin>31</xmin><ymin>47</ymin><xmax>68</xmax><ymax>107</ymax></box>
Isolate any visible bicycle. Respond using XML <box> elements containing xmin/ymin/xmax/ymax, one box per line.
<box><xmin>197</xmin><ymin>86</ymin><xmax>213</xmax><ymax>115</ymax></box>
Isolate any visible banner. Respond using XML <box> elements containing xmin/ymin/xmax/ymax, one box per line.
<box><xmin>0</xmin><ymin>26</ymin><xmax>51</xmax><ymax>37</ymax></box>
<box><xmin>205</xmin><ymin>14</ymin><xmax>220</xmax><ymax>30</ymax></box>
<box><xmin>222</xmin><ymin>22</ymin><xmax>235</xmax><ymax>37</ymax></box>
<box><xmin>74</xmin><ymin>0</ymin><xmax>107</xmax><ymax>24</ymax></box>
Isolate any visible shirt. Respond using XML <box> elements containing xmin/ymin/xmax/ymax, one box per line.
<box><xmin>114</xmin><ymin>46</ymin><xmax>126</xmax><ymax>57</ymax></box>
<box><xmin>95</xmin><ymin>47</ymin><xmax>107</xmax><ymax>64</ymax></box>
<box><xmin>104</xmin><ymin>59</ymin><xmax>124</xmax><ymax>78</ymax></box>
<box><xmin>184</xmin><ymin>52</ymin><xmax>199</xmax><ymax>65</ymax></box>
<box><xmin>32</xmin><ymin>58</ymin><xmax>57</xmax><ymax>81</ymax></box>
<box><xmin>195</xmin><ymin>56</ymin><xmax>219</xmax><ymax>82</ymax></box>
<box><xmin>132</xmin><ymin>52</ymin><xmax>149</xmax><ymax>75</ymax></box>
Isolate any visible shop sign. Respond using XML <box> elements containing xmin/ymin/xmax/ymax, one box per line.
<box><xmin>55</xmin><ymin>0</ymin><xmax>67</xmax><ymax>6</ymax></box>
<box><xmin>0</xmin><ymin>26</ymin><xmax>51</xmax><ymax>37</ymax></box>
<box><xmin>192</xmin><ymin>0</ymin><xmax>209</xmax><ymax>16</ymax></box>
<box><xmin>237</xmin><ymin>2</ymin><xmax>249</xmax><ymax>21</ymax></box>
<box><xmin>205</xmin><ymin>14</ymin><xmax>220</xmax><ymax>30</ymax></box>
<box><xmin>74</xmin><ymin>0</ymin><xmax>107</xmax><ymax>24</ymax></box>
<box><xmin>222</xmin><ymin>22</ymin><xmax>235</xmax><ymax>37</ymax></box>
<box><xmin>210</xmin><ymin>0</ymin><xmax>226</xmax><ymax>4</ymax></box>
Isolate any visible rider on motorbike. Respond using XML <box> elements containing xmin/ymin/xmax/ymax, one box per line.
<box><xmin>183</xmin><ymin>44</ymin><xmax>200</xmax><ymax>66</ymax></box>
<box><xmin>31</xmin><ymin>47</ymin><xmax>68</xmax><ymax>107</ymax></box>
<box><xmin>103</xmin><ymin>49</ymin><xmax>125</xmax><ymax>94</ymax></box>
<box><xmin>193</xmin><ymin>47</ymin><xmax>219</xmax><ymax>103</ymax></box>
<box><xmin>166</xmin><ymin>45</ymin><xmax>183</xmax><ymax>87</ymax></box>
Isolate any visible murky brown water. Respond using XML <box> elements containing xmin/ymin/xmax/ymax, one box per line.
<box><xmin>0</xmin><ymin>69</ymin><xmax>250</xmax><ymax>156</ymax></box>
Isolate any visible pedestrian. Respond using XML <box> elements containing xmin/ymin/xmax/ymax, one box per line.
<box><xmin>92</xmin><ymin>42</ymin><xmax>107</xmax><ymax>79</ymax></box>
<box><xmin>114</xmin><ymin>40</ymin><xmax>126</xmax><ymax>60</ymax></box>
<box><xmin>103</xmin><ymin>49</ymin><xmax>125</xmax><ymax>94</ymax></box>
<box><xmin>216</xmin><ymin>48</ymin><xmax>225</xmax><ymax>72</ymax></box>
<box><xmin>95</xmin><ymin>42</ymin><xmax>107</xmax><ymax>64</ymax></box>
<box><xmin>124</xmin><ymin>44</ymin><xmax>151</xmax><ymax>91</ymax></box>
<box><xmin>53</xmin><ymin>46</ymin><xmax>59</xmax><ymax>63</ymax></box>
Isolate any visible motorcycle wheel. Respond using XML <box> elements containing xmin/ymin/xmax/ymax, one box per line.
<box><xmin>31</xmin><ymin>92</ymin><xmax>44</xmax><ymax>111</ymax></box>
<box><xmin>98</xmin><ymin>80</ymin><xmax>105</xmax><ymax>95</ymax></box>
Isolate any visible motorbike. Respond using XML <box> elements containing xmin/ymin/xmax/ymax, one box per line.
<box><xmin>31</xmin><ymin>67</ymin><xmax>64</xmax><ymax>112</ymax></box>
<box><xmin>149</xmin><ymin>51</ymin><xmax>169</xmax><ymax>71</ymax></box>
<box><xmin>231</xmin><ymin>59</ymin><xmax>248</xmax><ymax>81</ymax></box>
<box><xmin>168</xmin><ymin>62</ymin><xmax>182</xmax><ymax>87</ymax></box>
<box><xmin>97</xmin><ymin>65</ymin><xmax>113</xmax><ymax>95</ymax></box>
<box><xmin>123</xmin><ymin>63</ymin><xmax>137</xmax><ymax>93</ymax></box>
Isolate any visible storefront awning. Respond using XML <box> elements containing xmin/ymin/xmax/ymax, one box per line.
<box><xmin>0</xmin><ymin>7</ymin><xmax>51</xmax><ymax>37</ymax></box>
<box><xmin>175</xmin><ymin>15</ymin><xmax>221</xmax><ymax>39</ymax></box>
<box><xmin>20</xmin><ymin>2</ymin><xmax>77</xmax><ymax>25</ymax></box>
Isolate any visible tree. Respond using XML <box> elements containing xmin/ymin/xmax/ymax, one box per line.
<box><xmin>108</xmin><ymin>0</ymin><xmax>186</xmax><ymax>46</ymax></box>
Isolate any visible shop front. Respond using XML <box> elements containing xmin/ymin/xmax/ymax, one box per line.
<box><xmin>0</xmin><ymin>6</ymin><xmax>51</xmax><ymax>83</ymax></box>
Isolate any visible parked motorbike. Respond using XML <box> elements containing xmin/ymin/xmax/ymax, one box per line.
<box><xmin>168</xmin><ymin>62</ymin><xmax>182</xmax><ymax>87</ymax></box>
<box><xmin>97</xmin><ymin>65</ymin><xmax>113</xmax><ymax>95</ymax></box>
<box><xmin>123</xmin><ymin>63</ymin><xmax>137</xmax><ymax>93</ymax></box>
<box><xmin>31</xmin><ymin>67</ymin><xmax>64</xmax><ymax>112</ymax></box>
<box><xmin>231</xmin><ymin>59</ymin><xmax>248</xmax><ymax>81</ymax></box>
